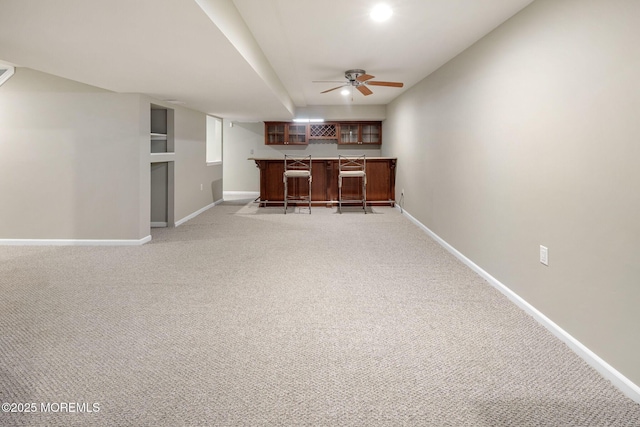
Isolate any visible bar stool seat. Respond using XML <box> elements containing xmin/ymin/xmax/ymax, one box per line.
<box><xmin>338</xmin><ymin>170</ymin><xmax>366</xmax><ymax>178</ymax></box>
<box><xmin>284</xmin><ymin>170</ymin><xmax>312</xmax><ymax>178</ymax></box>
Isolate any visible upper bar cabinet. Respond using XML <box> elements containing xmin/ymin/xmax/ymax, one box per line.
<box><xmin>265</xmin><ymin>122</ymin><xmax>308</xmax><ymax>145</ymax></box>
<box><xmin>264</xmin><ymin>121</ymin><xmax>381</xmax><ymax>145</ymax></box>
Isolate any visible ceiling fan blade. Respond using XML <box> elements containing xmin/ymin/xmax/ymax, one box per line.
<box><xmin>366</xmin><ymin>81</ymin><xmax>404</xmax><ymax>88</ymax></box>
<box><xmin>321</xmin><ymin>85</ymin><xmax>347</xmax><ymax>94</ymax></box>
<box><xmin>356</xmin><ymin>85</ymin><xmax>373</xmax><ymax>96</ymax></box>
<box><xmin>356</xmin><ymin>73</ymin><xmax>375</xmax><ymax>83</ymax></box>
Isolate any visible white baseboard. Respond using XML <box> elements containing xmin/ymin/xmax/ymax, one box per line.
<box><xmin>0</xmin><ymin>198</ymin><xmax>227</xmax><ymax>245</ymax></box>
<box><xmin>0</xmin><ymin>235</ymin><xmax>152</xmax><ymax>246</ymax></box>
<box><xmin>223</xmin><ymin>191</ymin><xmax>259</xmax><ymax>200</ymax></box>
<box><xmin>174</xmin><ymin>199</ymin><xmax>223</xmax><ymax>227</ymax></box>
<box><xmin>397</xmin><ymin>206</ymin><xmax>640</xmax><ymax>404</ymax></box>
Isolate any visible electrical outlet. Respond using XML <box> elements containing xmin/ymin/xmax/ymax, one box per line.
<box><xmin>401</xmin><ymin>188</ymin><xmax>405</xmax><ymax>196</ymax></box>
<box><xmin>200</xmin><ymin>183</ymin><xmax>203</xmax><ymax>191</ymax></box>
<box><xmin>540</xmin><ymin>245</ymin><xmax>549</xmax><ymax>266</ymax></box>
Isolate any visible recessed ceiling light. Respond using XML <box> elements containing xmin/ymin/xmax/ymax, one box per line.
<box><xmin>370</xmin><ymin>4</ymin><xmax>393</xmax><ymax>22</ymax></box>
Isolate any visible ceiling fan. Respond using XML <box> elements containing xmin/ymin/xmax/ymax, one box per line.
<box><xmin>314</xmin><ymin>69</ymin><xmax>404</xmax><ymax>96</ymax></box>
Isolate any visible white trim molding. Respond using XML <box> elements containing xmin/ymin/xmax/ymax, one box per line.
<box><xmin>0</xmin><ymin>63</ymin><xmax>15</xmax><ymax>87</ymax></box>
<box><xmin>397</xmin><ymin>206</ymin><xmax>640</xmax><ymax>404</ymax></box>
<box><xmin>0</xmin><ymin>235</ymin><xmax>152</xmax><ymax>246</ymax></box>
<box><xmin>175</xmin><ymin>199</ymin><xmax>223</xmax><ymax>227</ymax></box>
<box><xmin>223</xmin><ymin>191</ymin><xmax>260</xmax><ymax>200</ymax></box>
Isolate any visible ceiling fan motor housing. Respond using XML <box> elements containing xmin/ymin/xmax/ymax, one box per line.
<box><xmin>345</xmin><ymin>69</ymin><xmax>367</xmax><ymax>82</ymax></box>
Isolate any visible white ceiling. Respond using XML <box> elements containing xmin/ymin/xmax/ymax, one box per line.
<box><xmin>0</xmin><ymin>0</ymin><xmax>534</xmax><ymax>121</ymax></box>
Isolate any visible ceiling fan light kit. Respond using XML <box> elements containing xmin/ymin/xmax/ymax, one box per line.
<box><xmin>370</xmin><ymin>3</ymin><xmax>393</xmax><ymax>22</ymax></box>
<box><xmin>314</xmin><ymin>69</ymin><xmax>403</xmax><ymax>97</ymax></box>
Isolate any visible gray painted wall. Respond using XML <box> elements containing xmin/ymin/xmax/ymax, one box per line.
<box><xmin>382</xmin><ymin>0</ymin><xmax>640</xmax><ymax>386</ymax></box>
<box><xmin>158</xmin><ymin>96</ymin><xmax>223</xmax><ymax>222</ymax></box>
<box><xmin>0</xmin><ymin>68</ymin><xmax>222</xmax><ymax>241</ymax></box>
<box><xmin>0</xmin><ymin>68</ymin><xmax>143</xmax><ymax>240</ymax></box>
<box><xmin>223</xmin><ymin>121</ymin><xmax>262</xmax><ymax>192</ymax></box>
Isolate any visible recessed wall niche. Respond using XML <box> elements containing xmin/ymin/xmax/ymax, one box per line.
<box><xmin>150</xmin><ymin>104</ymin><xmax>174</xmax><ymax>153</ymax></box>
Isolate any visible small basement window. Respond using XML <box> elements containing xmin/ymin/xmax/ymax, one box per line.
<box><xmin>206</xmin><ymin>115</ymin><xmax>222</xmax><ymax>164</ymax></box>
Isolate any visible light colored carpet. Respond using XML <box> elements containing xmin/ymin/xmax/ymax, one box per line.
<box><xmin>1</xmin><ymin>201</ymin><xmax>639</xmax><ymax>426</ymax></box>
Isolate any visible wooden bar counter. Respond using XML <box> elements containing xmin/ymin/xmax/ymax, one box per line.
<box><xmin>251</xmin><ymin>157</ymin><xmax>396</xmax><ymax>207</ymax></box>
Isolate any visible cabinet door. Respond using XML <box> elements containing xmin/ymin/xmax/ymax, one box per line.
<box><xmin>265</xmin><ymin>122</ymin><xmax>286</xmax><ymax>145</ymax></box>
<box><xmin>287</xmin><ymin>124</ymin><xmax>308</xmax><ymax>145</ymax></box>
<box><xmin>361</xmin><ymin>123</ymin><xmax>381</xmax><ymax>144</ymax></box>
<box><xmin>339</xmin><ymin>123</ymin><xmax>360</xmax><ymax>144</ymax></box>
